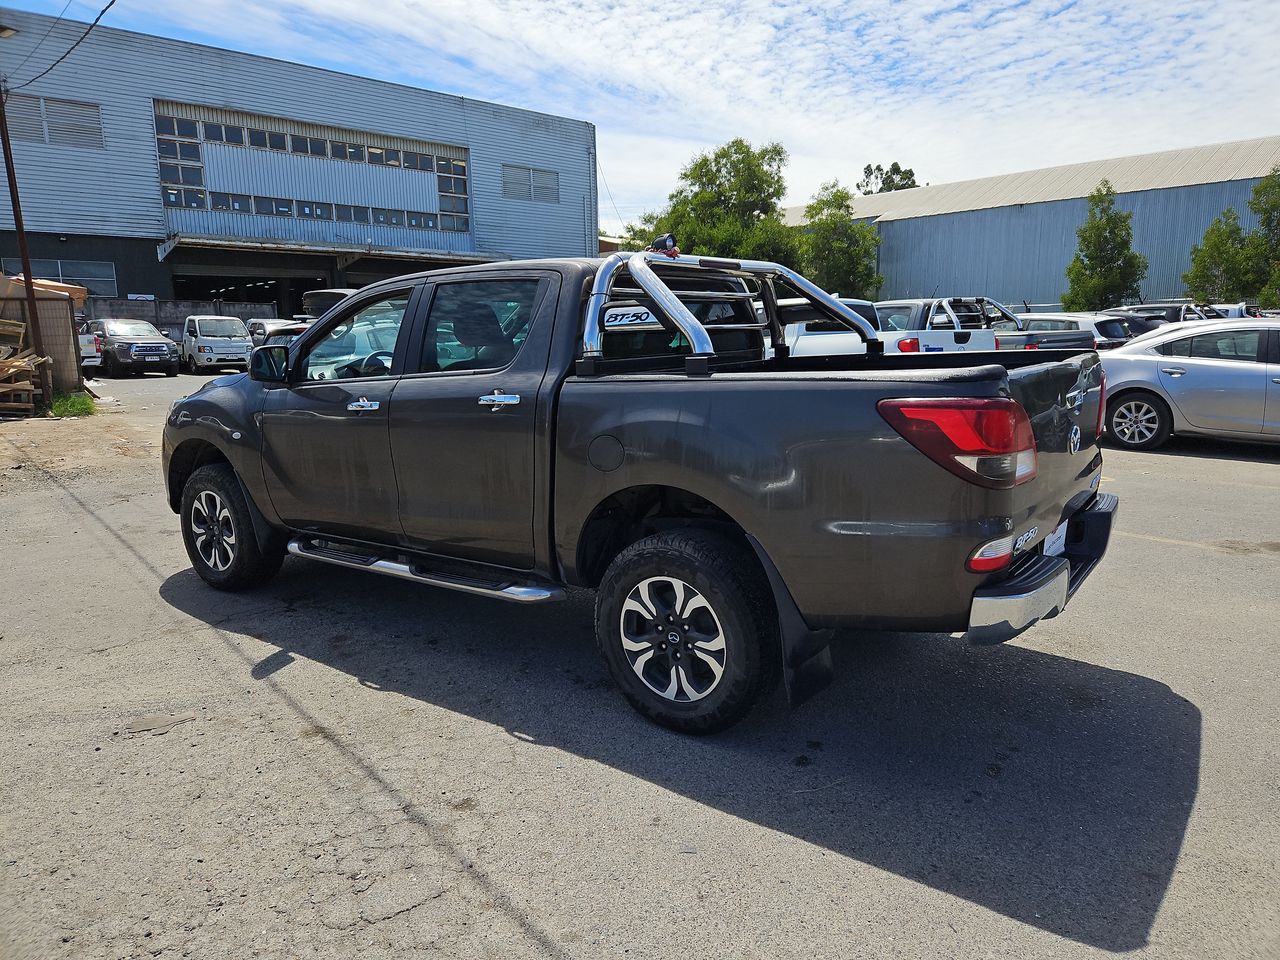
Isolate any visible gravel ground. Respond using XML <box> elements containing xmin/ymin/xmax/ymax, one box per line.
<box><xmin>1</xmin><ymin>373</ymin><xmax>1277</xmax><ymax>960</ymax></box>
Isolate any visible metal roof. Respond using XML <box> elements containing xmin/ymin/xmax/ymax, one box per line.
<box><xmin>783</xmin><ymin>135</ymin><xmax>1280</xmax><ymax>225</ymax></box>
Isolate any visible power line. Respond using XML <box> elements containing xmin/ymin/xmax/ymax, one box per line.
<box><xmin>6</xmin><ymin>0</ymin><xmax>77</xmax><ymax>79</ymax></box>
<box><xmin>596</xmin><ymin>154</ymin><xmax>628</xmax><ymax>232</ymax></box>
<box><xmin>9</xmin><ymin>0</ymin><xmax>116</xmax><ymax>93</ymax></box>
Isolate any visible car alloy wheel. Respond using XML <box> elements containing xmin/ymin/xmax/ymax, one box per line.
<box><xmin>1112</xmin><ymin>399</ymin><xmax>1160</xmax><ymax>446</ymax></box>
<box><xmin>190</xmin><ymin>489</ymin><xmax>237</xmax><ymax>571</ymax></box>
<box><xmin>619</xmin><ymin>575</ymin><xmax>727</xmax><ymax>703</ymax></box>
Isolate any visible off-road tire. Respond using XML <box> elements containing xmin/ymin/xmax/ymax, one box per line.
<box><xmin>595</xmin><ymin>529</ymin><xmax>778</xmax><ymax>734</ymax></box>
<box><xmin>180</xmin><ymin>463</ymin><xmax>284</xmax><ymax>591</ymax></box>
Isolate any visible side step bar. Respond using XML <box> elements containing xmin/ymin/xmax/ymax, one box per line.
<box><xmin>286</xmin><ymin>537</ymin><xmax>565</xmax><ymax>604</ymax></box>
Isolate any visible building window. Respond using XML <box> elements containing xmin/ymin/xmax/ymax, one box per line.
<box><xmin>336</xmin><ymin>204</ymin><xmax>370</xmax><ymax>224</ymax></box>
<box><xmin>164</xmin><ymin>187</ymin><xmax>206</xmax><ymax>209</ymax></box>
<box><xmin>406</xmin><ymin>211</ymin><xmax>437</xmax><ymax>229</ymax></box>
<box><xmin>2</xmin><ymin>258</ymin><xmax>118</xmax><ymax>297</ymax></box>
<box><xmin>290</xmin><ymin>135</ymin><xmax>328</xmax><ymax>157</ymax></box>
<box><xmin>211</xmin><ymin>192</ymin><xmax>252</xmax><ymax>212</ymax></box>
<box><xmin>439</xmin><ymin>194</ymin><xmax>468</xmax><ymax>214</ymax></box>
<box><xmin>438</xmin><ymin>175</ymin><xmax>467</xmax><ymax>194</ymax></box>
<box><xmin>368</xmin><ymin>146</ymin><xmax>402</xmax><ymax>167</ymax></box>
<box><xmin>204</xmin><ymin>122</ymin><xmax>224</xmax><ymax>141</ymax></box>
<box><xmin>438</xmin><ymin>158</ymin><xmax>467</xmax><ymax>177</ymax></box>
<box><xmin>331</xmin><ymin>140</ymin><xmax>366</xmax><ymax>162</ymax></box>
<box><xmin>159</xmin><ymin>163</ymin><xmax>204</xmax><ymax>187</ymax></box>
<box><xmin>298</xmin><ymin>201</ymin><xmax>334</xmax><ymax>220</ymax></box>
<box><xmin>248</xmin><ymin>128</ymin><xmax>288</xmax><ymax>151</ymax></box>
<box><xmin>254</xmin><ymin>196</ymin><xmax>294</xmax><ymax>216</ymax></box>
<box><xmin>440</xmin><ymin>214</ymin><xmax>469</xmax><ymax>232</ymax></box>
<box><xmin>371</xmin><ymin>208</ymin><xmax>405</xmax><ymax>226</ymax></box>
<box><xmin>404</xmin><ymin>151</ymin><xmax>433</xmax><ymax>172</ymax></box>
<box><xmin>224</xmin><ymin>125</ymin><xmax>245</xmax><ymax>145</ymax></box>
<box><xmin>502</xmin><ymin>164</ymin><xmax>559</xmax><ymax>203</ymax></box>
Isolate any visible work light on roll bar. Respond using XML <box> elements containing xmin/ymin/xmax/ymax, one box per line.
<box><xmin>581</xmin><ymin>247</ymin><xmax>881</xmax><ymax>376</ymax></box>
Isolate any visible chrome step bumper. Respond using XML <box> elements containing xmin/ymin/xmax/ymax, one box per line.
<box><xmin>287</xmin><ymin>538</ymin><xmax>565</xmax><ymax>604</ymax></box>
<box><xmin>966</xmin><ymin>492</ymin><xmax>1118</xmax><ymax>643</ymax></box>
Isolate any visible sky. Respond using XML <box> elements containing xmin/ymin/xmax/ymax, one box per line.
<box><xmin>8</xmin><ymin>0</ymin><xmax>1280</xmax><ymax>232</ymax></box>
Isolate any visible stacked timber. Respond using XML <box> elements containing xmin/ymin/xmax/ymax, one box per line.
<box><xmin>0</xmin><ymin>319</ymin><xmax>48</xmax><ymax>416</ymax></box>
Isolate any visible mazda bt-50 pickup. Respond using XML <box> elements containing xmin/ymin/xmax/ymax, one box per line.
<box><xmin>162</xmin><ymin>252</ymin><xmax>1116</xmax><ymax>733</ymax></box>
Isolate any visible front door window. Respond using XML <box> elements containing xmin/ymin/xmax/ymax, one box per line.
<box><xmin>299</xmin><ymin>292</ymin><xmax>412</xmax><ymax>381</ymax></box>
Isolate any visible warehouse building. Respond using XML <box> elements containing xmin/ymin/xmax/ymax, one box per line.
<box><xmin>0</xmin><ymin>8</ymin><xmax>598</xmax><ymax>317</ymax></box>
<box><xmin>784</xmin><ymin>136</ymin><xmax>1280</xmax><ymax>307</ymax></box>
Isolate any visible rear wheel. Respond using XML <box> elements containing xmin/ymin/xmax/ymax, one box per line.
<box><xmin>595</xmin><ymin>529</ymin><xmax>777</xmax><ymax>734</ymax></box>
<box><xmin>180</xmin><ymin>464</ymin><xmax>284</xmax><ymax>590</ymax></box>
<box><xmin>1107</xmin><ymin>392</ymin><xmax>1172</xmax><ymax>450</ymax></box>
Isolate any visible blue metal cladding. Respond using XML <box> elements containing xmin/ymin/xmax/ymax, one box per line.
<box><xmin>876</xmin><ymin>178</ymin><xmax>1265</xmax><ymax>305</ymax></box>
<box><xmin>0</xmin><ymin>9</ymin><xmax>599</xmax><ymax>260</ymax></box>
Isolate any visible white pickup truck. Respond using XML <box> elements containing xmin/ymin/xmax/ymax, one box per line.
<box><xmin>777</xmin><ymin>298</ymin><xmax>998</xmax><ymax>356</ymax></box>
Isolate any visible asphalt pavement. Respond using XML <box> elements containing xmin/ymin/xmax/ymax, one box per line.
<box><xmin>0</xmin><ymin>371</ymin><xmax>1277</xmax><ymax>960</ymax></box>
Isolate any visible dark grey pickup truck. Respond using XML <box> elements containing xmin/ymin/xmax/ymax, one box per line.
<box><xmin>162</xmin><ymin>252</ymin><xmax>1117</xmax><ymax>733</ymax></box>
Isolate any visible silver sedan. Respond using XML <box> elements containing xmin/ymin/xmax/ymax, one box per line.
<box><xmin>1099</xmin><ymin>320</ymin><xmax>1280</xmax><ymax>450</ymax></box>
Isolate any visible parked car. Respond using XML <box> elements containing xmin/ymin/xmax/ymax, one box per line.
<box><xmin>163</xmin><ymin>253</ymin><xmax>1116</xmax><ymax>733</ymax></box>
<box><xmin>247</xmin><ymin>318</ymin><xmax>303</xmax><ymax>345</ymax></box>
<box><xmin>1016</xmin><ymin>313</ymin><xmax>1136</xmax><ymax>350</ymax></box>
<box><xmin>260</xmin><ymin>323</ymin><xmax>313</xmax><ymax>347</ymax></box>
<box><xmin>1104</xmin><ymin>302</ymin><xmax>1214</xmax><ymax>333</ymax></box>
<box><xmin>877</xmin><ymin>298</ymin><xmax>1095</xmax><ymax>351</ymax></box>
<box><xmin>758</xmin><ymin>297</ymin><xmax>998</xmax><ymax>355</ymax></box>
<box><xmin>299</xmin><ymin>288</ymin><xmax>358</xmax><ymax>320</ymax></box>
<box><xmin>75</xmin><ymin>319</ymin><xmax>101</xmax><ymax>371</ymax></box>
<box><xmin>180</xmin><ymin>315</ymin><xmax>254</xmax><ymax>373</ymax></box>
<box><xmin>1211</xmin><ymin>303</ymin><xmax>1264</xmax><ymax>319</ymax></box>
<box><xmin>80</xmin><ymin>317</ymin><xmax>179</xmax><ymax>377</ymax></box>
<box><xmin>1100</xmin><ymin>320</ymin><xmax>1280</xmax><ymax>449</ymax></box>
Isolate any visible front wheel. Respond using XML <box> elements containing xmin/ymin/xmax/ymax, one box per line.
<box><xmin>595</xmin><ymin>530</ymin><xmax>778</xmax><ymax>734</ymax></box>
<box><xmin>180</xmin><ymin>464</ymin><xmax>284</xmax><ymax>590</ymax></box>
<box><xmin>1107</xmin><ymin>393</ymin><xmax>1172</xmax><ymax>450</ymax></box>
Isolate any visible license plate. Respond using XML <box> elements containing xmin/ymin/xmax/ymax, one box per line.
<box><xmin>1043</xmin><ymin>521</ymin><xmax>1068</xmax><ymax>556</ymax></box>
<box><xmin>144</xmin><ymin>356</ymin><xmax>161</xmax><ymax>362</ymax></box>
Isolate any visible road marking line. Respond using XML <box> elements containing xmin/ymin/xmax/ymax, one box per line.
<box><xmin>1115</xmin><ymin>531</ymin><xmax>1216</xmax><ymax>551</ymax></box>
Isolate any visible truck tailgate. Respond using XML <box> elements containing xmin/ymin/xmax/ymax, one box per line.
<box><xmin>1005</xmin><ymin>351</ymin><xmax>1105</xmax><ymax>558</ymax></box>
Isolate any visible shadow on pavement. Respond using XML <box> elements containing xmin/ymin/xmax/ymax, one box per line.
<box><xmin>1105</xmin><ymin>435</ymin><xmax>1280</xmax><ymax>464</ymax></box>
<box><xmin>160</xmin><ymin>561</ymin><xmax>1200</xmax><ymax>952</ymax></box>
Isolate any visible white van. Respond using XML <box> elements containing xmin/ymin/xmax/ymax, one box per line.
<box><xmin>181</xmin><ymin>315</ymin><xmax>253</xmax><ymax>373</ymax></box>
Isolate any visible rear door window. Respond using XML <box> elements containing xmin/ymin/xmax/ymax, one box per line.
<box><xmin>1163</xmin><ymin>330</ymin><xmax>1263</xmax><ymax>361</ymax></box>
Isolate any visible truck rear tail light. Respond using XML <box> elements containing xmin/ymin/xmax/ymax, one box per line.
<box><xmin>877</xmin><ymin>397</ymin><xmax>1038</xmax><ymax>489</ymax></box>
<box><xmin>994</xmin><ymin>336</ymin><xmax>1001</xmax><ymax>349</ymax></box>
<box><xmin>967</xmin><ymin>535</ymin><xmax>1014</xmax><ymax>573</ymax></box>
<box><xmin>897</xmin><ymin>337</ymin><xmax>920</xmax><ymax>353</ymax></box>
<box><xmin>92</xmin><ymin>334</ymin><xmax>102</xmax><ymax>354</ymax></box>
<box><xmin>1023</xmin><ymin>343</ymin><xmax>1039</xmax><ymax>350</ymax></box>
<box><xmin>1095</xmin><ymin>367</ymin><xmax>1106</xmax><ymax>437</ymax></box>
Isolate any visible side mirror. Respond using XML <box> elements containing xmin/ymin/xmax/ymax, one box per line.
<box><xmin>250</xmin><ymin>345</ymin><xmax>289</xmax><ymax>383</ymax></box>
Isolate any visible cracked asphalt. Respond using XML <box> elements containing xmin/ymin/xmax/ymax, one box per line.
<box><xmin>1</xmin><ymin>374</ymin><xmax>1278</xmax><ymax>959</ymax></box>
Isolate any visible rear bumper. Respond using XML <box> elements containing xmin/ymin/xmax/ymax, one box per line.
<box><xmin>966</xmin><ymin>492</ymin><xmax>1118</xmax><ymax>641</ymax></box>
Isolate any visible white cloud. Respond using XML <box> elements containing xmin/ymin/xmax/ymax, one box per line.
<box><xmin>84</xmin><ymin>0</ymin><xmax>1280</xmax><ymax>230</ymax></box>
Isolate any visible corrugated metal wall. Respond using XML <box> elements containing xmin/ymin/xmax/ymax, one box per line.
<box><xmin>0</xmin><ymin>9</ymin><xmax>598</xmax><ymax>260</ymax></box>
<box><xmin>876</xmin><ymin>178</ymin><xmax>1264</xmax><ymax>305</ymax></box>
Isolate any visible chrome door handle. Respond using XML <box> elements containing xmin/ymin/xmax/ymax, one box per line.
<box><xmin>1160</xmin><ymin>367</ymin><xmax>1187</xmax><ymax>377</ymax></box>
<box><xmin>1273</xmin><ymin>378</ymin><xmax>1280</xmax><ymax>385</ymax></box>
<box><xmin>478</xmin><ymin>391</ymin><xmax>520</xmax><ymax>410</ymax></box>
<box><xmin>346</xmin><ymin>397</ymin><xmax>380</xmax><ymax>411</ymax></box>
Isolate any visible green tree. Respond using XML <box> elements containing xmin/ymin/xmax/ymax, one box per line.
<box><xmin>622</xmin><ymin>139</ymin><xmax>799</xmax><ymax>265</ymax></box>
<box><xmin>857</xmin><ymin>162</ymin><xmax>918</xmax><ymax>195</ymax></box>
<box><xmin>1062</xmin><ymin>179</ymin><xmax>1148</xmax><ymax>310</ymax></box>
<box><xmin>799</xmin><ymin>180</ymin><xmax>882</xmax><ymax>297</ymax></box>
<box><xmin>1245</xmin><ymin>166</ymin><xmax>1280</xmax><ymax>306</ymax></box>
<box><xmin>1182</xmin><ymin>208</ymin><xmax>1250</xmax><ymax>302</ymax></box>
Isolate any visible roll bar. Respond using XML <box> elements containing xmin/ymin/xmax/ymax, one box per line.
<box><xmin>582</xmin><ymin>251</ymin><xmax>879</xmax><ymax>367</ymax></box>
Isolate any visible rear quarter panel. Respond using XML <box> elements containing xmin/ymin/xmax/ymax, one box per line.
<box><xmin>555</xmin><ymin>369</ymin><xmax>1017</xmax><ymax>631</ymax></box>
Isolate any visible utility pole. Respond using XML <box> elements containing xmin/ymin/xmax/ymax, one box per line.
<box><xmin>0</xmin><ymin>80</ymin><xmax>54</xmax><ymax>407</ymax></box>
